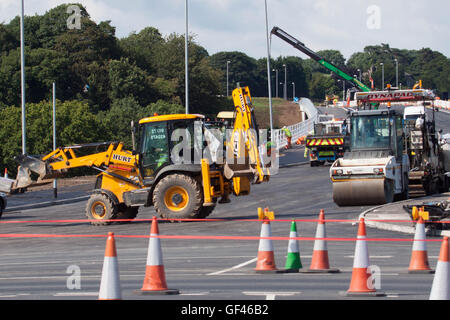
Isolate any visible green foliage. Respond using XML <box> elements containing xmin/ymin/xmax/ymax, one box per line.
<box><xmin>309</xmin><ymin>73</ymin><xmax>338</xmax><ymax>100</ymax></box>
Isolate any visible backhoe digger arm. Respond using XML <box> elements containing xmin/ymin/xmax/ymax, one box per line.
<box><xmin>224</xmin><ymin>86</ymin><xmax>267</xmax><ymax>185</ymax></box>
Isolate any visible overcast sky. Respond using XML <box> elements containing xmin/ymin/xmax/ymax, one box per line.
<box><xmin>1</xmin><ymin>0</ymin><xmax>449</xmax><ymax>61</ymax></box>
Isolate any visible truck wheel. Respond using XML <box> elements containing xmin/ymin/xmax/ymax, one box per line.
<box><xmin>85</xmin><ymin>193</ymin><xmax>117</xmax><ymax>225</ymax></box>
<box><xmin>116</xmin><ymin>204</ymin><xmax>139</xmax><ymax>222</ymax></box>
<box><xmin>153</xmin><ymin>174</ymin><xmax>203</xmax><ymax>221</ymax></box>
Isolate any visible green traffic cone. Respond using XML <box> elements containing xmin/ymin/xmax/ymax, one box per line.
<box><xmin>284</xmin><ymin>221</ymin><xmax>302</xmax><ymax>272</ymax></box>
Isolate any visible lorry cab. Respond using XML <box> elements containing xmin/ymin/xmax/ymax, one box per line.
<box><xmin>403</xmin><ymin>105</ymin><xmax>426</xmax><ymax>123</ymax></box>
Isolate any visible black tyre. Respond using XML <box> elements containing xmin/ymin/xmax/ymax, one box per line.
<box><xmin>395</xmin><ymin>174</ymin><xmax>409</xmax><ymax>201</ymax></box>
<box><xmin>153</xmin><ymin>174</ymin><xmax>203</xmax><ymax>220</ymax></box>
<box><xmin>85</xmin><ymin>193</ymin><xmax>117</xmax><ymax>225</ymax></box>
<box><xmin>197</xmin><ymin>205</ymin><xmax>216</xmax><ymax>219</ymax></box>
<box><xmin>384</xmin><ymin>179</ymin><xmax>394</xmax><ymax>204</ymax></box>
<box><xmin>116</xmin><ymin>204</ymin><xmax>139</xmax><ymax>222</ymax></box>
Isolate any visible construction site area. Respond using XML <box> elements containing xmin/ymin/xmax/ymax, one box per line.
<box><xmin>0</xmin><ymin>1</ymin><xmax>449</xmax><ymax>315</ymax></box>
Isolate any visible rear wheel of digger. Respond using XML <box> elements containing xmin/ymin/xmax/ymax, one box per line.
<box><xmin>153</xmin><ymin>174</ymin><xmax>202</xmax><ymax>221</ymax></box>
<box><xmin>85</xmin><ymin>193</ymin><xmax>117</xmax><ymax>225</ymax></box>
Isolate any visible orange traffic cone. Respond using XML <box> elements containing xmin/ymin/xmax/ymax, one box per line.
<box><xmin>342</xmin><ymin>218</ymin><xmax>385</xmax><ymax>297</ymax></box>
<box><xmin>303</xmin><ymin>209</ymin><xmax>339</xmax><ymax>273</ymax></box>
<box><xmin>430</xmin><ymin>237</ymin><xmax>450</xmax><ymax>300</ymax></box>
<box><xmin>255</xmin><ymin>219</ymin><xmax>278</xmax><ymax>273</ymax></box>
<box><xmin>98</xmin><ymin>232</ymin><xmax>122</xmax><ymax>300</ymax></box>
<box><xmin>408</xmin><ymin>217</ymin><xmax>434</xmax><ymax>274</ymax></box>
<box><xmin>137</xmin><ymin>216</ymin><xmax>179</xmax><ymax>295</ymax></box>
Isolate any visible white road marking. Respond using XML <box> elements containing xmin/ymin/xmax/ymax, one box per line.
<box><xmin>242</xmin><ymin>291</ymin><xmax>300</xmax><ymax>300</ymax></box>
<box><xmin>179</xmin><ymin>292</ymin><xmax>209</xmax><ymax>296</ymax></box>
<box><xmin>206</xmin><ymin>258</ymin><xmax>257</xmax><ymax>276</ymax></box>
<box><xmin>54</xmin><ymin>292</ymin><xmax>98</xmax><ymax>297</ymax></box>
<box><xmin>345</xmin><ymin>255</ymin><xmax>393</xmax><ymax>259</ymax></box>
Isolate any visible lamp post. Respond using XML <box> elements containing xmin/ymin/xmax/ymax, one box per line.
<box><xmin>272</xmin><ymin>69</ymin><xmax>278</xmax><ymax>98</ymax></box>
<box><xmin>343</xmin><ymin>80</ymin><xmax>346</xmax><ymax>101</ymax></box>
<box><xmin>185</xmin><ymin>0</ymin><xmax>189</xmax><ymax>114</ymax></box>
<box><xmin>380</xmin><ymin>62</ymin><xmax>384</xmax><ymax>90</ymax></box>
<box><xmin>394</xmin><ymin>58</ymin><xmax>398</xmax><ymax>88</ymax></box>
<box><xmin>283</xmin><ymin>64</ymin><xmax>287</xmax><ymax>100</ymax></box>
<box><xmin>226</xmin><ymin>60</ymin><xmax>231</xmax><ymax>97</ymax></box>
<box><xmin>357</xmin><ymin>69</ymin><xmax>361</xmax><ymax>81</ymax></box>
<box><xmin>20</xmin><ymin>0</ymin><xmax>26</xmax><ymax>154</ymax></box>
<box><xmin>292</xmin><ymin>82</ymin><xmax>295</xmax><ymax>100</ymax></box>
<box><xmin>52</xmin><ymin>82</ymin><xmax>57</xmax><ymax>198</ymax></box>
<box><xmin>264</xmin><ymin>0</ymin><xmax>274</xmax><ymax>136</ymax></box>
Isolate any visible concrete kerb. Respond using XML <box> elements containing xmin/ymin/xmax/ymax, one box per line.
<box><xmin>4</xmin><ymin>195</ymin><xmax>90</xmax><ymax>213</ymax></box>
<box><xmin>359</xmin><ymin>194</ymin><xmax>450</xmax><ymax>237</ymax></box>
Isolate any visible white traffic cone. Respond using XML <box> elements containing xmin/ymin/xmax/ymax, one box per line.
<box><xmin>98</xmin><ymin>232</ymin><xmax>122</xmax><ymax>300</ymax></box>
<box><xmin>342</xmin><ymin>218</ymin><xmax>385</xmax><ymax>297</ymax></box>
<box><xmin>430</xmin><ymin>237</ymin><xmax>450</xmax><ymax>300</ymax></box>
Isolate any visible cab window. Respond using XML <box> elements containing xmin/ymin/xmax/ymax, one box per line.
<box><xmin>140</xmin><ymin>122</ymin><xmax>169</xmax><ymax>177</ymax></box>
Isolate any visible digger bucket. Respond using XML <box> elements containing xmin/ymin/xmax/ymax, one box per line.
<box><xmin>13</xmin><ymin>154</ymin><xmax>53</xmax><ymax>189</ymax></box>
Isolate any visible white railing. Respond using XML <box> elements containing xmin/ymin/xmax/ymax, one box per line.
<box><xmin>274</xmin><ymin>98</ymin><xmax>318</xmax><ymax>150</ymax></box>
<box><xmin>435</xmin><ymin>100</ymin><xmax>450</xmax><ymax>110</ymax></box>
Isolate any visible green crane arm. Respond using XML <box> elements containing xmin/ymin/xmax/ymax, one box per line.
<box><xmin>271</xmin><ymin>26</ymin><xmax>371</xmax><ymax>92</ymax></box>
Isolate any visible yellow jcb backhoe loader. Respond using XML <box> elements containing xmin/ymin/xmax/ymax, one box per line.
<box><xmin>14</xmin><ymin>86</ymin><xmax>270</xmax><ymax>224</ymax></box>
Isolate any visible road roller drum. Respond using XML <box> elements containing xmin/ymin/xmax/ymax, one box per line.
<box><xmin>332</xmin><ymin>179</ymin><xmax>394</xmax><ymax>206</ymax></box>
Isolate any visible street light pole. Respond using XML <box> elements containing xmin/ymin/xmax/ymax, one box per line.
<box><xmin>283</xmin><ymin>64</ymin><xmax>287</xmax><ymax>100</ymax></box>
<box><xmin>272</xmin><ymin>69</ymin><xmax>278</xmax><ymax>98</ymax></box>
<box><xmin>52</xmin><ymin>82</ymin><xmax>57</xmax><ymax>198</ymax></box>
<box><xmin>226</xmin><ymin>60</ymin><xmax>231</xmax><ymax>97</ymax></box>
<box><xmin>357</xmin><ymin>69</ymin><xmax>361</xmax><ymax>81</ymax></box>
<box><xmin>264</xmin><ymin>0</ymin><xmax>274</xmax><ymax>136</ymax></box>
<box><xmin>292</xmin><ymin>82</ymin><xmax>295</xmax><ymax>100</ymax></box>
<box><xmin>20</xmin><ymin>0</ymin><xmax>26</xmax><ymax>155</ymax></box>
<box><xmin>394</xmin><ymin>58</ymin><xmax>398</xmax><ymax>88</ymax></box>
<box><xmin>343</xmin><ymin>80</ymin><xmax>346</xmax><ymax>101</ymax></box>
<box><xmin>380</xmin><ymin>62</ymin><xmax>384</xmax><ymax>90</ymax></box>
<box><xmin>185</xmin><ymin>0</ymin><xmax>189</xmax><ymax>114</ymax></box>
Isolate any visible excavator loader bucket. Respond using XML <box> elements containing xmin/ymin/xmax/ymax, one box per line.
<box><xmin>13</xmin><ymin>154</ymin><xmax>58</xmax><ymax>189</ymax></box>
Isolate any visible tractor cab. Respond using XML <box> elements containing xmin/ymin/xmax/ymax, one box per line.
<box><xmin>137</xmin><ymin>114</ymin><xmax>205</xmax><ymax>180</ymax></box>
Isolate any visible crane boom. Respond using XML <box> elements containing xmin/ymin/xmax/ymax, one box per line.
<box><xmin>270</xmin><ymin>26</ymin><xmax>371</xmax><ymax>92</ymax></box>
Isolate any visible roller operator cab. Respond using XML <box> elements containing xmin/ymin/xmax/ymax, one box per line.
<box><xmin>330</xmin><ymin>108</ymin><xmax>410</xmax><ymax>206</ymax></box>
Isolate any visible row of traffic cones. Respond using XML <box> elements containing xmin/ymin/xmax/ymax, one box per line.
<box><xmin>98</xmin><ymin>216</ymin><xmax>179</xmax><ymax>300</ymax></box>
<box><xmin>255</xmin><ymin>209</ymin><xmax>339</xmax><ymax>274</ymax></box>
<box><xmin>253</xmin><ymin>209</ymin><xmax>450</xmax><ymax>298</ymax></box>
<box><xmin>97</xmin><ymin>210</ymin><xmax>450</xmax><ymax>299</ymax></box>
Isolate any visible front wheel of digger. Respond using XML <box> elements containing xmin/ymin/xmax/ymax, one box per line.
<box><xmin>153</xmin><ymin>174</ymin><xmax>203</xmax><ymax>221</ymax></box>
<box><xmin>85</xmin><ymin>193</ymin><xmax>117</xmax><ymax>225</ymax></box>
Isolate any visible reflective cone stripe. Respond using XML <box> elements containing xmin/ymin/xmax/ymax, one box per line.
<box><xmin>99</xmin><ymin>232</ymin><xmax>121</xmax><ymax>300</ymax></box>
<box><xmin>409</xmin><ymin>217</ymin><xmax>432</xmax><ymax>272</ymax></box>
<box><xmin>255</xmin><ymin>220</ymin><xmax>277</xmax><ymax>271</ymax></box>
<box><xmin>430</xmin><ymin>237</ymin><xmax>450</xmax><ymax>300</ymax></box>
<box><xmin>348</xmin><ymin>218</ymin><xmax>375</xmax><ymax>293</ymax></box>
<box><xmin>309</xmin><ymin>210</ymin><xmax>330</xmax><ymax>270</ymax></box>
<box><xmin>285</xmin><ymin>221</ymin><xmax>302</xmax><ymax>270</ymax></box>
<box><xmin>141</xmin><ymin>216</ymin><xmax>168</xmax><ymax>291</ymax></box>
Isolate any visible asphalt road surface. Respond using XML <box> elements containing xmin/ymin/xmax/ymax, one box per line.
<box><xmin>1</xmin><ymin>105</ymin><xmax>450</xmax><ymax>310</ymax></box>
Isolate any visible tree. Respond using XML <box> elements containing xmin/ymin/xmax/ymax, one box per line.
<box><xmin>119</xmin><ymin>27</ymin><xmax>164</xmax><ymax>74</ymax></box>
